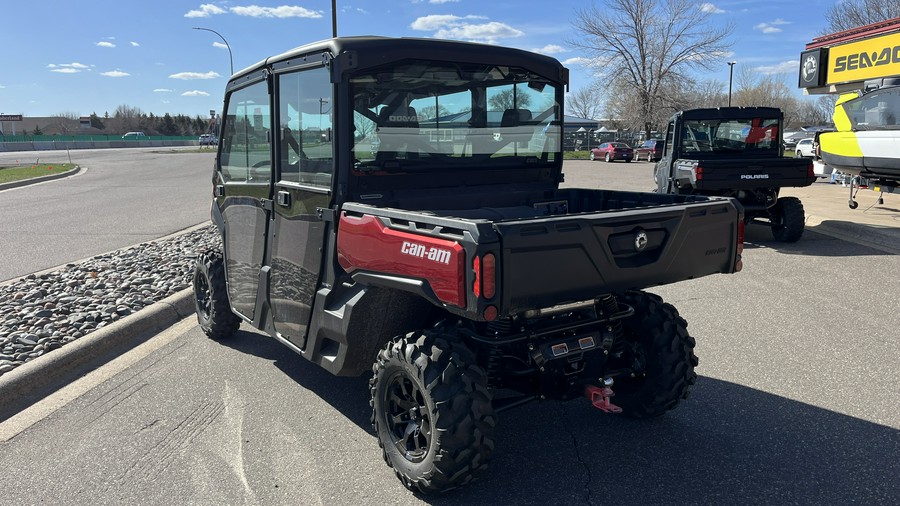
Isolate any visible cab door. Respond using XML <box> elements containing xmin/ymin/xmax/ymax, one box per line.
<box><xmin>268</xmin><ymin>62</ymin><xmax>334</xmax><ymax>347</ymax></box>
<box><xmin>215</xmin><ymin>71</ymin><xmax>273</xmax><ymax>322</ymax></box>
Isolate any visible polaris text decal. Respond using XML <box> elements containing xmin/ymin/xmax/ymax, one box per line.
<box><xmin>401</xmin><ymin>241</ymin><xmax>452</xmax><ymax>265</ymax></box>
<box><xmin>740</xmin><ymin>174</ymin><xmax>770</xmax><ymax>180</ymax></box>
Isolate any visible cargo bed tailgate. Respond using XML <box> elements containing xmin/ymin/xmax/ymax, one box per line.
<box><xmin>494</xmin><ymin>199</ymin><xmax>741</xmax><ymax>314</ymax></box>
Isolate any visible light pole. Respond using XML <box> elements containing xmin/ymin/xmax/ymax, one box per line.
<box><xmin>193</xmin><ymin>27</ymin><xmax>234</xmax><ymax>76</ymax></box>
<box><xmin>727</xmin><ymin>61</ymin><xmax>737</xmax><ymax>107</ymax></box>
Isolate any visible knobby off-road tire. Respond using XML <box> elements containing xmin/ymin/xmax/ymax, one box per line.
<box><xmin>769</xmin><ymin>196</ymin><xmax>805</xmax><ymax>242</ymax></box>
<box><xmin>371</xmin><ymin>330</ymin><xmax>495</xmax><ymax>495</ymax></box>
<box><xmin>613</xmin><ymin>291</ymin><xmax>698</xmax><ymax>419</ymax></box>
<box><xmin>193</xmin><ymin>251</ymin><xmax>241</xmax><ymax>340</ymax></box>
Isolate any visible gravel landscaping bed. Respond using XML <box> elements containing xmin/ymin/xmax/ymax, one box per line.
<box><xmin>0</xmin><ymin>225</ymin><xmax>220</xmax><ymax>378</ymax></box>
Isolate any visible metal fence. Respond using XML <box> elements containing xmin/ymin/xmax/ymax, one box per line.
<box><xmin>0</xmin><ymin>135</ymin><xmax>199</xmax><ymax>152</ymax></box>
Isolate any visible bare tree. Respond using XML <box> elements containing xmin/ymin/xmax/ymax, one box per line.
<box><xmin>567</xmin><ymin>85</ymin><xmax>605</xmax><ymax>120</ymax></box>
<box><xmin>488</xmin><ymin>89</ymin><xmax>532</xmax><ymax>111</ymax></box>
<box><xmin>823</xmin><ymin>0</ymin><xmax>900</xmax><ymax>33</ymax></box>
<box><xmin>732</xmin><ymin>69</ymin><xmax>806</xmax><ymax>126</ymax></box>
<box><xmin>570</xmin><ymin>0</ymin><xmax>733</xmax><ymax>137</ymax></box>
<box><xmin>51</xmin><ymin>111</ymin><xmax>80</xmax><ymax>135</ymax></box>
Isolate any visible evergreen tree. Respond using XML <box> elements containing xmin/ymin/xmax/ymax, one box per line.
<box><xmin>90</xmin><ymin>112</ymin><xmax>105</xmax><ymax>130</ymax></box>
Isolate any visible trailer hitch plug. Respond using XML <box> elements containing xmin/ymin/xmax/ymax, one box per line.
<box><xmin>585</xmin><ymin>385</ymin><xmax>622</xmax><ymax>414</ymax></box>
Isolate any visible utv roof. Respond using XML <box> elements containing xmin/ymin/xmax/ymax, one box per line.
<box><xmin>674</xmin><ymin>107</ymin><xmax>784</xmax><ymax>121</ymax></box>
<box><xmin>230</xmin><ymin>36</ymin><xmax>568</xmax><ymax>86</ymax></box>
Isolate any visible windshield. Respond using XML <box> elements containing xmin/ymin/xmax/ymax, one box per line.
<box><xmin>681</xmin><ymin>117</ymin><xmax>780</xmax><ymax>154</ymax></box>
<box><xmin>839</xmin><ymin>86</ymin><xmax>900</xmax><ymax>130</ymax></box>
<box><xmin>351</xmin><ymin>60</ymin><xmax>561</xmax><ymax>171</ymax></box>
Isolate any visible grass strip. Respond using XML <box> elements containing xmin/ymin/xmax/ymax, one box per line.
<box><xmin>0</xmin><ymin>164</ymin><xmax>76</xmax><ymax>184</ymax></box>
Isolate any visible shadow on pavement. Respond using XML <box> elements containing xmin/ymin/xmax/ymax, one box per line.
<box><xmin>744</xmin><ymin>223</ymin><xmax>893</xmax><ymax>257</ymax></box>
<box><xmin>215</xmin><ymin>329</ymin><xmax>373</xmax><ymax>429</ymax></box>
<box><xmin>214</xmin><ymin>331</ymin><xmax>899</xmax><ymax>505</ymax></box>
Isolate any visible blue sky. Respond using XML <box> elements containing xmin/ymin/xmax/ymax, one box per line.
<box><xmin>0</xmin><ymin>0</ymin><xmax>841</xmax><ymax>118</ymax></box>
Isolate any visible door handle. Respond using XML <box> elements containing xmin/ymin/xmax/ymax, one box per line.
<box><xmin>277</xmin><ymin>190</ymin><xmax>291</xmax><ymax>207</ymax></box>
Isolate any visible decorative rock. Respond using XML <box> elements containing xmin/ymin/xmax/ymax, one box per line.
<box><xmin>0</xmin><ymin>225</ymin><xmax>221</xmax><ymax>379</ymax></box>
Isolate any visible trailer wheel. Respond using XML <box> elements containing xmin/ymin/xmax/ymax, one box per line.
<box><xmin>371</xmin><ymin>329</ymin><xmax>495</xmax><ymax>495</ymax></box>
<box><xmin>612</xmin><ymin>291</ymin><xmax>697</xmax><ymax>419</ymax></box>
<box><xmin>769</xmin><ymin>196</ymin><xmax>805</xmax><ymax>242</ymax></box>
<box><xmin>193</xmin><ymin>250</ymin><xmax>241</xmax><ymax>339</ymax></box>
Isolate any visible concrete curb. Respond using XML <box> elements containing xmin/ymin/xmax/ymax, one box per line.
<box><xmin>0</xmin><ymin>165</ymin><xmax>83</xmax><ymax>192</ymax></box>
<box><xmin>805</xmin><ymin>214</ymin><xmax>900</xmax><ymax>255</ymax></box>
<box><xmin>0</xmin><ymin>289</ymin><xmax>195</xmax><ymax>422</ymax></box>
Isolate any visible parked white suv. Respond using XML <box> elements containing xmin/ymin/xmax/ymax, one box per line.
<box><xmin>794</xmin><ymin>138</ymin><xmax>814</xmax><ymax>158</ymax></box>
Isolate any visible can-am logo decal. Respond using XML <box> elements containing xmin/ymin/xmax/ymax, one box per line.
<box><xmin>401</xmin><ymin>241</ymin><xmax>452</xmax><ymax>264</ymax></box>
<box><xmin>740</xmin><ymin>174</ymin><xmax>769</xmax><ymax>180</ymax></box>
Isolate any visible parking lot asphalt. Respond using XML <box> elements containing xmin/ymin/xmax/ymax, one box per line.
<box><xmin>0</xmin><ymin>172</ymin><xmax>898</xmax><ymax>421</ymax></box>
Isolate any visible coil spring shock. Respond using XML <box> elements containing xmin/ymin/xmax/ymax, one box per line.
<box><xmin>482</xmin><ymin>319</ymin><xmax>514</xmax><ymax>388</ymax></box>
<box><xmin>599</xmin><ymin>294</ymin><xmax>626</xmax><ymax>355</ymax></box>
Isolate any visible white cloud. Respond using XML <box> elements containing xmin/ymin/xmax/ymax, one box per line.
<box><xmin>230</xmin><ymin>5</ymin><xmax>323</xmax><ymax>18</ymax></box>
<box><xmin>561</xmin><ymin>57</ymin><xmax>591</xmax><ymax>67</ymax></box>
<box><xmin>101</xmin><ymin>70</ymin><xmax>130</xmax><ymax>77</ymax></box>
<box><xmin>532</xmin><ymin>44</ymin><xmax>566</xmax><ymax>55</ymax></box>
<box><xmin>48</xmin><ymin>62</ymin><xmax>90</xmax><ymax>73</ymax></box>
<box><xmin>96</xmin><ymin>41</ymin><xmax>116</xmax><ymax>48</ymax></box>
<box><xmin>130</xmin><ymin>41</ymin><xmax>140</xmax><ymax>47</ymax></box>
<box><xmin>753</xmin><ymin>60</ymin><xmax>798</xmax><ymax>75</ymax></box>
<box><xmin>154</xmin><ymin>88</ymin><xmax>174</xmax><ymax>92</ymax></box>
<box><xmin>755</xmin><ymin>18</ymin><xmax>790</xmax><ymax>34</ymax></box>
<box><xmin>700</xmin><ymin>3</ymin><xmax>725</xmax><ymax>14</ymax></box>
<box><xmin>185</xmin><ymin>4</ymin><xmax>226</xmax><ymax>18</ymax></box>
<box><xmin>0</xmin><ymin>84</ymin><xmax>5</xmax><ymax>89</ymax></box>
<box><xmin>212</xmin><ymin>42</ymin><xmax>229</xmax><ymax>49</ymax></box>
<box><xmin>182</xmin><ymin>90</ymin><xmax>211</xmax><ymax>97</ymax></box>
<box><xmin>429</xmin><ymin>0</ymin><xmax>460</xmax><ymax>3</ymax></box>
<box><xmin>411</xmin><ymin>14</ymin><xmax>483</xmax><ymax>31</ymax></box>
<box><xmin>169</xmin><ymin>71</ymin><xmax>221</xmax><ymax>80</ymax></box>
<box><xmin>411</xmin><ymin>15</ymin><xmax>522</xmax><ymax>43</ymax></box>
<box><xmin>435</xmin><ymin>22</ymin><xmax>523</xmax><ymax>42</ymax></box>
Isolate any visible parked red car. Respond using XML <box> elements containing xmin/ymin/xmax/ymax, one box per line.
<box><xmin>633</xmin><ymin>138</ymin><xmax>663</xmax><ymax>162</ymax></box>
<box><xmin>590</xmin><ymin>142</ymin><xmax>634</xmax><ymax>162</ymax></box>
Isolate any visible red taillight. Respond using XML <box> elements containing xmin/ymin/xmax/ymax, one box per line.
<box><xmin>482</xmin><ymin>253</ymin><xmax>496</xmax><ymax>299</ymax></box>
<box><xmin>694</xmin><ymin>164</ymin><xmax>704</xmax><ymax>180</ymax></box>
<box><xmin>473</xmin><ymin>253</ymin><xmax>497</xmax><ymax>300</ymax></box>
<box><xmin>472</xmin><ymin>256</ymin><xmax>481</xmax><ymax>298</ymax></box>
<box><xmin>737</xmin><ymin>220</ymin><xmax>745</xmax><ymax>255</ymax></box>
<box><xmin>807</xmin><ymin>160</ymin><xmax>814</xmax><ymax>178</ymax></box>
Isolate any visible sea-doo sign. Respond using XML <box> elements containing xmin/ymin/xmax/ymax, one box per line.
<box><xmin>826</xmin><ymin>31</ymin><xmax>900</xmax><ymax>85</ymax></box>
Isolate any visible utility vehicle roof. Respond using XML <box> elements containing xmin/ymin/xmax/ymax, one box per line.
<box><xmin>673</xmin><ymin>107</ymin><xmax>784</xmax><ymax>121</ymax></box>
<box><xmin>228</xmin><ymin>36</ymin><xmax>568</xmax><ymax>87</ymax></box>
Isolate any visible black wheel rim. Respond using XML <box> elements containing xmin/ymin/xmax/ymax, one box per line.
<box><xmin>194</xmin><ymin>271</ymin><xmax>212</xmax><ymax>320</ymax></box>
<box><xmin>383</xmin><ymin>371</ymin><xmax>432</xmax><ymax>463</ymax></box>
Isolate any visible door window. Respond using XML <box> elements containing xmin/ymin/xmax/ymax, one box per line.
<box><xmin>277</xmin><ymin>67</ymin><xmax>333</xmax><ymax>187</ymax></box>
<box><xmin>221</xmin><ymin>81</ymin><xmax>271</xmax><ymax>184</ymax></box>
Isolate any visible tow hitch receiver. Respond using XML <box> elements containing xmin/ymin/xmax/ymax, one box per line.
<box><xmin>585</xmin><ymin>384</ymin><xmax>622</xmax><ymax>413</ymax></box>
